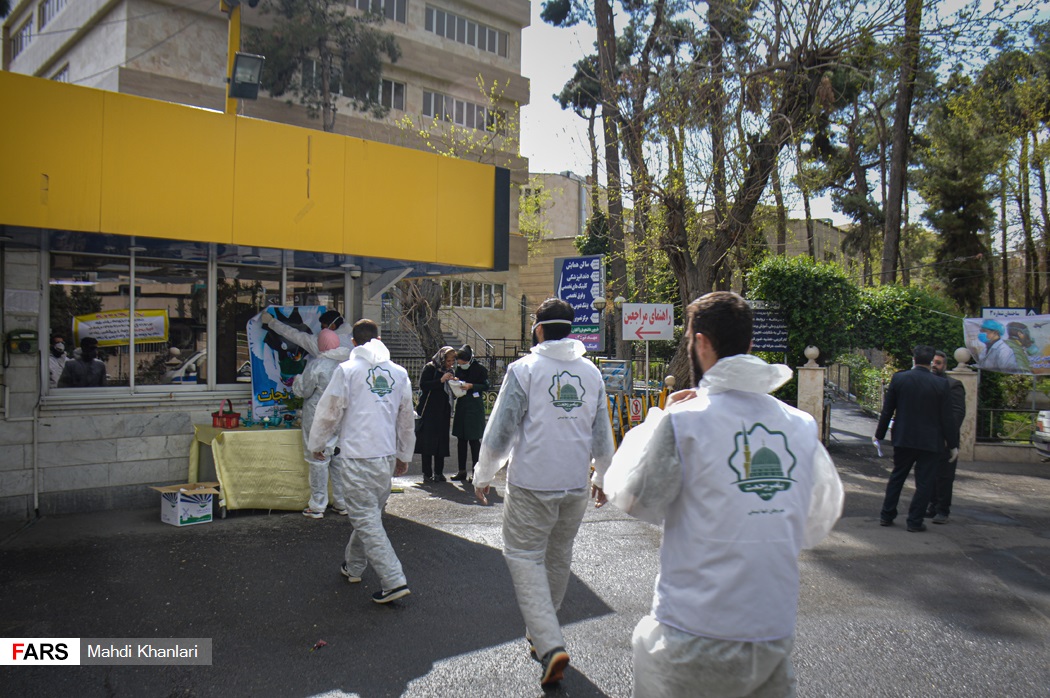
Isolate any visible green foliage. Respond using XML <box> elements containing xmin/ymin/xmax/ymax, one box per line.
<box><xmin>247</xmin><ymin>0</ymin><xmax>401</xmax><ymax>130</ymax></box>
<box><xmin>575</xmin><ymin>209</ymin><xmax>610</xmax><ymax>255</ymax></box>
<box><xmin>832</xmin><ymin>352</ymin><xmax>895</xmax><ymax>411</ymax></box>
<box><xmin>746</xmin><ymin>256</ymin><xmax>860</xmax><ymax>369</ymax></box>
<box><xmin>853</xmin><ymin>285</ymin><xmax>963</xmax><ymax>367</ymax></box>
<box><xmin>519</xmin><ymin>176</ymin><xmax>554</xmax><ymax>257</ymax></box>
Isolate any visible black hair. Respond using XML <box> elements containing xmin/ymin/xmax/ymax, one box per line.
<box><xmin>457</xmin><ymin>344</ymin><xmax>473</xmax><ymax>362</ymax></box>
<box><xmin>351</xmin><ymin>319</ymin><xmax>379</xmax><ymax>346</ymax></box>
<box><xmin>535</xmin><ymin>298</ymin><xmax>574</xmax><ymax>341</ymax></box>
<box><xmin>913</xmin><ymin>345</ymin><xmax>935</xmax><ymax>365</ymax></box>
<box><xmin>685</xmin><ymin>292</ymin><xmax>752</xmax><ymax>359</ymax></box>
<box><xmin>320</xmin><ymin>310</ymin><xmax>344</xmax><ymax>330</ymax></box>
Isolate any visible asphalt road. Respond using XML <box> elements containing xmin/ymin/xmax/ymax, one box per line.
<box><xmin>1</xmin><ymin>401</ymin><xmax>1048</xmax><ymax>697</ymax></box>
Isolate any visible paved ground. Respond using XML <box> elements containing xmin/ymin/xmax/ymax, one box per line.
<box><xmin>1</xmin><ymin>400</ymin><xmax>1048</xmax><ymax>697</ymax></box>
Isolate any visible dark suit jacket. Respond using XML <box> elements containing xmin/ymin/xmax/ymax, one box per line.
<box><xmin>875</xmin><ymin>365</ymin><xmax>958</xmax><ymax>452</ymax></box>
<box><xmin>944</xmin><ymin>374</ymin><xmax>966</xmax><ymax>430</ymax></box>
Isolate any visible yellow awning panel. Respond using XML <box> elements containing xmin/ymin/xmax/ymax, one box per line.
<box><xmin>0</xmin><ymin>71</ymin><xmax>506</xmax><ymax>269</ymax></box>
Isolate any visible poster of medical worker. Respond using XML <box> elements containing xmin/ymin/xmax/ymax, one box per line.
<box><xmin>962</xmin><ymin>315</ymin><xmax>1050</xmax><ymax>375</ymax></box>
<box><xmin>247</xmin><ymin>306</ymin><xmax>326</xmax><ymax>421</ymax></box>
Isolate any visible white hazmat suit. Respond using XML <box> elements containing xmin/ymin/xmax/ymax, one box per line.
<box><xmin>292</xmin><ymin>344</ymin><xmax>351</xmax><ymax>513</ymax></box>
<box><xmin>473</xmin><ymin>337</ymin><xmax>616</xmax><ymax>661</ymax></box>
<box><xmin>604</xmin><ymin>353</ymin><xmax>843</xmax><ymax>698</ymax></box>
<box><xmin>308</xmin><ymin>338</ymin><xmax>416</xmax><ymax>592</ymax></box>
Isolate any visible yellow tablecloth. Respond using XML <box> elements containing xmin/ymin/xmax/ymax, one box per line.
<box><xmin>188</xmin><ymin>424</ymin><xmax>311</xmax><ymax>511</ymax></box>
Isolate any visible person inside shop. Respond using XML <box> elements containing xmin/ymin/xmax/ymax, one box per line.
<box><xmin>58</xmin><ymin>336</ymin><xmax>106</xmax><ymax>388</ymax></box>
<box><xmin>48</xmin><ymin>333</ymin><xmax>69</xmax><ymax>388</ymax></box>
<box><xmin>450</xmin><ymin>344</ymin><xmax>489</xmax><ymax>482</ymax></box>
<box><xmin>414</xmin><ymin>346</ymin><xmax>457</xmax><ymax>484</ymax></box>
<box><xmin>295</xmin><ymin>328</ymin><xmax>352</xmax><ymax>519</ymax></box>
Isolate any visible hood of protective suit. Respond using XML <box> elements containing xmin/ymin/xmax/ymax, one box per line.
<box><xmin>530</xmin><ymin>337</ymin><xmax>587</xmax><ymax>362</ymax></box>
<box><xmin>700</xmin><ymin>353</ymin><xmax>792</xmax><ymax>395</ymax></box>
<box><xmin>320</xmin><ymin>346</ymin><xmax>351</xmax><ymax>362</ymax></box>
<box><xmin>349</xmin><ymin>338</ymin><xmax>390</xmax><ymax>366</ymax></box>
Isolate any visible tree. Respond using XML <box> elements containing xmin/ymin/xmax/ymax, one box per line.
<box><xmin>246</xmin><ymin>0</ymin><xmax>401</xmax><ymax>132</ymax></box>
<box><xmin>519</xmin><ymin>175</ymin><xmax>555</xmax><ymax>257</ymax></box>
<box><xmin>853</xmin><ymin>284</ymin><xmax>962</xmax><ymax>367</ymax></box>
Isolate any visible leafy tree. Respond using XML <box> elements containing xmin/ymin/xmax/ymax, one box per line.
<box><xmin>745</xmin><ymin>255</ymin><xmax>861</xmax><ymax>372</ymax></box>
<box><xmin>576</xmin><ymin>209</ymin><xmax>611</xmax><ymax>255</ymax></box>
<box><xmin>519</xmin><ymin>175</ymin><xmax>555</xmax><ymax>257</ymax></box>
<box><xmin>853</xmin><ymin>284</ymin><xmax>963</xmax><ymax>367</ymax></box>
<box><xmin>246</xmin><ymin>0</ymin><xmax>400</xmax><ymax>132</ymax></box>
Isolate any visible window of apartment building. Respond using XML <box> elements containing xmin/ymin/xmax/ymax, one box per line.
<box><xmin>353</xmin><ymin>0</ymin><xmax>407</xmax><ymax>23</ymax></box>
<box><xmin>38</xmin><ymin>0</ymin><xmax>67</xmax><ymax>28</ymax></box>
<box><xmin>51</xmin><ymin>64</ymin><xmax>70</xmax><ymax>82</ymax></box>
<box><xmin>11</xmin><ymin>17</ymin><xmax>33</xmax><ymax>59</ymax></box>
<box><xmin>301</xmin><ymin>59</ymin><xmax>343</xmax><ymax>95</ymax></box>
<box><xmin>442</xmin><ymin>280</ymin><xmax>505</xmax><ymax>310</ymax></box>
<box><xmin>46</xmin><ymin>231</ymin><xmax>352</xmax><ymax>394</ymax></box>
<box><xmin>424</xmin><ymin>5</ymin><xmax>509</xmax><ymax>58</ymax></box>
<box><xmin>422</xmin><ymin>90</ymin><xmax>504</xmax><ymax>133</ymax></box>
<box><xmin>381</xmin><ymin>78</ymin><xmax>405</xmax><ymax>111</ymax></box>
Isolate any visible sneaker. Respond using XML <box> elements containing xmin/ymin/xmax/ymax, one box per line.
<box><xmin>450</xmin><ymin>471</ymin><xmax>468</xmax><ymax>481</ymax></box>
<box><xmin>540</xmin><ymin>647</ymin><xmax>570</xmax><ymax>686</ymax></box>
<box><xmin>932</xmin><ymin>513</ymin><xmax>949</xmax><ymax>524</ymax></box>
<box><xmin>331</xmin><ymin>507</ymin><xmax>349</xmax><ymax>516</ymax></box>
<box><xmin>302</xmin><ymin>508</ymin><xmax>324</xmax><ymax>519</ymax></box>
<box><xmin>340</xmin><ymin>564</ymin><xmax>362</xmax><ymax>583</ymax></box>
<box><xmin>372</xmin><ymin>585</ymin><xmax>411</xmax><ymax>604</ymax></box>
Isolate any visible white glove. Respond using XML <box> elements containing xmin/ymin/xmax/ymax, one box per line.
<box><xmin>949</xmin><ymin>448</ymin><xmax>959</xmax><ymax>463</ymax></box>
<box><xmin>260</xmin><ymin>312</ymin><xmax>272</xmax><ymax>326</ymax></box>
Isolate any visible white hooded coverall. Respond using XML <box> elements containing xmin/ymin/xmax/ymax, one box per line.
<box><xmin>603</xmin><ymin>354</ymin><xmax>844</xmax><ymax>698</ymax></box>
<box><xmin>308</xmin><ymin>339</ymin><xmax>416</xmax><ymax>591</ymax></box>
<box><xmin>473</xmin><ymin>337</ymin><xmax>616</xmax><ymax>659</ymax></box>
<box><xmin>292</xmin><ymin>344</ymin><xmax>352</xmax><ymax>513</ymax></box>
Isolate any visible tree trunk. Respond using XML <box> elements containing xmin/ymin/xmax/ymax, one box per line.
<box><xmin>595</xmin><ymin>0</ymin><xmax>629</xmax><ymax>359</ymax></box>
<box><xmin>901</xmin><ymin>188</ymin><xmax>910</xmax><ymax>285</ymax></box>
<box><xmin>1000</xmin><ymin>161</ymin><xmax>1009</xmax><ymax>306</ymax></box>
<box><xmin>1033</xmin><ymin>130</ymin><xmax>1050</xmax><ymax>313</ymax></box>
<box><xmin>708</xmin><ymin>0</ymin><xmax>729</xmax><ymax>229</ymax></box>
<box><xmin>881</xmin><ymin>0</ymin><xmax>922</xmax><ymax>283</ymax></box>
<box><xmin>771</xmin><ymin>156</ymin><xmax>787</xmax><ymax>256</ymax></box>
<box><xmin>985</xmin><ymin>230</ymin><xmax>996</xmax><ymax>306</ymax></box>
<box><xmin>1014</xmin><ymin>135</ymin><xmax>1034</xmax><ymax>308</ymax></box>
<box><xmin>588</xmin><ymin>107</ymin><xmax>600</xmax><ymax>215</ymax></box>
<box><xmin>402</xmin><ymin>279</ymin><xmax>445</xmax><ymax>359</ymax></box>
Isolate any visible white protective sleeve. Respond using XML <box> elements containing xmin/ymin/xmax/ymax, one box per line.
<box><xmin>395</xmin><ymin>379</ymin><xmax>417</xmax><ymax>462</ymax></box>
<box><xmin>306</xmin><ymin>367</ymin><xmax>348</xmax><ymax>453</ymax></box>
<box><xmin>603</xmin><ymin>408</ymin><xmax>682</xmax><ymax>525</ymax></box>
<box><xmin>472</xmin><ymin>368</ymin><xmax>527</xmax><ymax>488</ymax></box>
<box><xmin>588</xmin><ymin>386</ymin><xmax>617</xmax><ymax>487</ymax></box>
<box><xmin>802</xmin><ymin>442</ymin><xmax>844</xmax><ymax>548</ymax></box>
<box><xmin>266</xmin><ymin>319</ymin><xmax>320</xmax><ymax>358</ymax></box>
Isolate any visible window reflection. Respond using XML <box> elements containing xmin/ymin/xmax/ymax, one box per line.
<box><xmin>217</xmin><ymin>266</ymin><xmax>280</xmax><ymax>384</ymax></box>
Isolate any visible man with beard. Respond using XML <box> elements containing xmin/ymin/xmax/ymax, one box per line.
<box><xmin>599</xmin><ymin>291</ymin><xmax>843</xmax><ymax>698</ymax></box>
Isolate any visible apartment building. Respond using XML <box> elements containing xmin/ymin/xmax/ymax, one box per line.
<box><xmin>0</xmin><ymin>0</ymin><xmax>531</xmax><ymax>519</ymax></box>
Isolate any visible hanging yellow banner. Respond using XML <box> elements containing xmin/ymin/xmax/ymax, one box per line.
<box><xmin>73</xmin><ymin>309</ymin><xmax>169</xmax><ymax>346</ymax></box>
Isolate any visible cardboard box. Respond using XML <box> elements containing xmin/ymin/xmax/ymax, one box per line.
<box><xmin>151</xmin><ymin>482</ymin><xmax>220</xmax><ymax>527</ymax></box>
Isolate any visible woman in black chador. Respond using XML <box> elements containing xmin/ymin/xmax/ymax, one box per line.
<box><xmin>451</xmin><ymin>344</ymin><xmax>489</xmax><ymax>482</ymax></box>
<box><xmin>414</xmin><ymin>346</ymin><xmax>456</xmax><ymax>482</ymax></box>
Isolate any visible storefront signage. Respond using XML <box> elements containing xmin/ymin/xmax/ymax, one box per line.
<box><xmin>73</xmin><ymin>310</ymin><xmax>168</xmax><ymax>346</ymax></box>
<box><xmin>554</xmin><ymin>255</ymin><xmax>605</xmax><ymax>351</ymax></box>
<box><xmin>620</xmin><ymin>303</ymin><xmax>674</xmax><ymax>341</ymax></box>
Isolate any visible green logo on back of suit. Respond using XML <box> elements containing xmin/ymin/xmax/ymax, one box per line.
<box><xmin>367</xmin><ymin>366</ymin><xmax>395</xmax><ymax>396</ymax></box>
<box><xmin>727</xmin><ymin>422</ymin><xmax>797</xmax><ymax>501</ymax></box>
<box><xmin>548</xmin><ymin>371</ymin><xmax>585</xmax><ymax>412</ymax></box>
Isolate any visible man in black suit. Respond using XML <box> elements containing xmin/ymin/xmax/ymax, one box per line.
<box><xmin>927</xmin><ymin>350</ymin><xmax>967</xmax><ymax>524</ymax></box>
<box><xmin>874</xmin><ymin>345</ymin><xmax>959</xmax><ymax>532</ymax></box>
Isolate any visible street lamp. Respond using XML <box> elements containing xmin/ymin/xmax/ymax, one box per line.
<box><xmin>229</xmin><ymin>53</ymin><xmax>265</xmax><ymax>100</ymax></box>
<box><xmin>592</xmin><ymin>295</ymin><xmax>626</xmax><ymax>356</ymax></box>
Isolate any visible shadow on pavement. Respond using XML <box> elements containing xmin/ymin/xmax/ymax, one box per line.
<box><xmin>0</xmin><ymin>509</ymin><xmax>613</xmax><ymax>697</ymax></box>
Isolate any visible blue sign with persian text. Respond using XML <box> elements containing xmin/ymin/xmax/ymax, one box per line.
<box><xmin>554</xmin><ymin>255</ymin><xmax>605</xmax><ymax>352</ymax></box>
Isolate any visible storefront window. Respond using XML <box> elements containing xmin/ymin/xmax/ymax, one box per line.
<box><xmin>216</xmin><ymin>265</ymin><xmax>281</xmax><ymax>385</ymax></box>
<box><xmin>286</xmin><ymin>269</ymin><xmax>344</xmax><ymax>314</ymax></box>
<box><xmin>133</xmin><ymin>260</ymin><xmax>208</xmax><ymax>386</ymax></box>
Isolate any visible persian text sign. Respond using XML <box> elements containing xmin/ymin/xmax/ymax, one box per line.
<box><xmin>555</xmin><ymin>255</ymin><xmax>605</xmax><ymax>351</ymax></box>
<box><xmin>749</xmin><ymin>301</ymin><xmax>788</xmax><ymax>352</ymax></box>
<box><xmin>621</xmin><ymin>303</ymin><xmax>674</xmax><ymax>341</ymax></box>
<box><xmin>73</xmin><ymin>310</ymin><xmax>168</xmax><ymax>346</ymax></box>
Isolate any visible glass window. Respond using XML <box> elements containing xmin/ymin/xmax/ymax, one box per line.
<box><xmin>396</xmin><ymin>0</ymin><xmax>406</xmax><ymax>23</ymax></box>
<box><xmin>455</xmin><ymin>99</ymin><xmax>465</xmax><ymax>125</ymax></box>
<box><xmin>435</xmin><ymin>10</ymin><xmax>445</xmax><ymax>37</ymax></box>
<box><xmin>457</xmin><ymin>17</ymin><xmax>466</xmax><ymax>43</ymax></box>
<box><xmin>216</xmin><ymin>265</ymin><xmax>281</xmax><ymax>385</ymax></box>
<box><xmin>499</xmin><ymin>31</ymin><xmax>509</xmax><ymax>58</ymax></box>
<box><xmin>451</xmin><ymin>280</ymin><xmax>462</xmax><ymax>306</ymax></box>
<box><xmin>493</xmin><ymin>284</ymin><xmax>505</xmax><ymax>310</ymax></box>
<box><xmin>133</xmin><ymin>260</ymin><xmax>209</xmax><ymax>386</ymax></box>
<box><xmin>473</xmin><ymin>282</ymin><xmax>484</xmax><ymax>308</ymax></box>
<box><xmin>487</xmin><ymin>28</ymin><xmax>497</xmax><ymax>53</ymax></box>
<box><xmin>425</xmin><ymin>6</ymin><xmax>433</xmax><ymax>31</ymax></box>
<box><xmin>286</xmin><ymin>269</ymin><xmax>344</xmax><ymax>314</ymax></box>
<box><xmin>467</xmin><ymin>21</ymin><xmax>476</xmax><ymax>47</ymax></box>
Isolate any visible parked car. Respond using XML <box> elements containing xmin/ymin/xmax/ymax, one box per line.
<box><xmin>161</xmin><ymin>353</ymin><xmax>251</xmax><ymax>384</ymax></box>
<box><xmin>1034</xmin><ymin>410</ymin><xmax>1050</xmax><ymax>461</ymax></box>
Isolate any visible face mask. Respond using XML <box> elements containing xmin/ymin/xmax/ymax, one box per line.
<box><xmin>52</xmin><ymin>343</ymin><xmax>65</xmax><ymax>355</ymax></box>
<box><xmin>978</xmin><ymin>332</ymin><xmax>989</xmax><ymax>344</ymax></box>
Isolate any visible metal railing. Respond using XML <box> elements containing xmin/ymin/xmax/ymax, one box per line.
<box><xmin>438</xmin><ymin>306</ymin><xmax>494</xmax><ymax>356</ymax></box>
<box><xmin>976</xmin><ymin>408</ymin><xmax>1040</xmax><ymax>443</ymax></box>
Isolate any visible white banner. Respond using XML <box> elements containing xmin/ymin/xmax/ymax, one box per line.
<box><xmin>962</xmin><ymin>315</ymin><xmax>1050</xmax><ymax>375</ymax></box>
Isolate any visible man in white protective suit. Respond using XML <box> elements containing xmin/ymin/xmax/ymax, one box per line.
<box><xmin>294</xmin><ymin>328</ymin><xmax>352</xmax><ymax>519</ymax></box>
<box><xmin>308</xmin><ymin>319</ymin><xmax>416</xmax><ymax>604</ymax></box>
<box><xmin>473</xmin><ymin>298</ymin><xmax>616</xmax><ymax>689</ymax></box>
<box><xmin>598</xmin><ymin>291</ymin><xmax>843</xmax><ymax>698</ymax></box>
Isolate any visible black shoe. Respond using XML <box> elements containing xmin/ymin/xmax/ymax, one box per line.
<box><xmin>879</xmin><ymin>519</ymin><xmax>894</xmax><ymax>527</ymax></box>
<box><xmin>371</xmin><ymin>585</ymin><xmax>411</xmax><ymax>604</ymax></box>
<box><xmin>539</xmin><ymin>647</ymin><xmax>569</xmax><ymax>686</ymax></box>
<box><xmin>450</xmin><ymin>471</ymin><xmax>468</xmax><ymax>481</ymax></box>
<box><xmin>432</xmin><ymin>475</ymin><xmax>447</xmax><ymax>483</ymax></box>
<box><xmin>932</xmin><ymin>513</ymin><xmax>949</xmax><ymax>524</ymax></box>
<box><xmin>924</xmin><ymin>509</ymin><xmax>936</xmax><ymax>519</ymax></box>
<box><xmin>907</xmin><ymin>523</ymin><xmax>927</xmax><ymax>532</ymax></box>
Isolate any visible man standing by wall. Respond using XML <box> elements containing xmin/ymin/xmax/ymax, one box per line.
<box><xmin>875</xmin><ymin>345</ymin><xmax>959</xmax><ymax>532</ymax></box>
<box><xmin>308</xmin><ymin>319</ymin><xmax>416</xmax><ymax>604</ymax></box>
<box><xmin>473</xmin><ymin>298</ymin><xmax>615</xmax><ymax>688</ymax></box>
<box><xmin>928</xmin><ymin>350</ymin><xmax>967</xmax><ymax>524</ymax></box>
<box><xmin>599</xmin><ymin>291</ymin><xmax>843</xmax><ymax>698</ymax></box>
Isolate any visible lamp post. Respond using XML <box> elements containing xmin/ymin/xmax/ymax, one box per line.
<box><xmin>592</xmin><ymin>295</ymin><xmax>626</xmax><ymax>357</ymax></box>
<box><xmin>221</xmin><ymin>1</ymin><xmax>263</xmax><ymax>114</ymax></box>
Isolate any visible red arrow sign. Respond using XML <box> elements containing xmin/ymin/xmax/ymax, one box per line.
<box><xmin>635</xmin><ymin>328</ymin><xmax>663</xmax><ymax>339</ymax></box>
